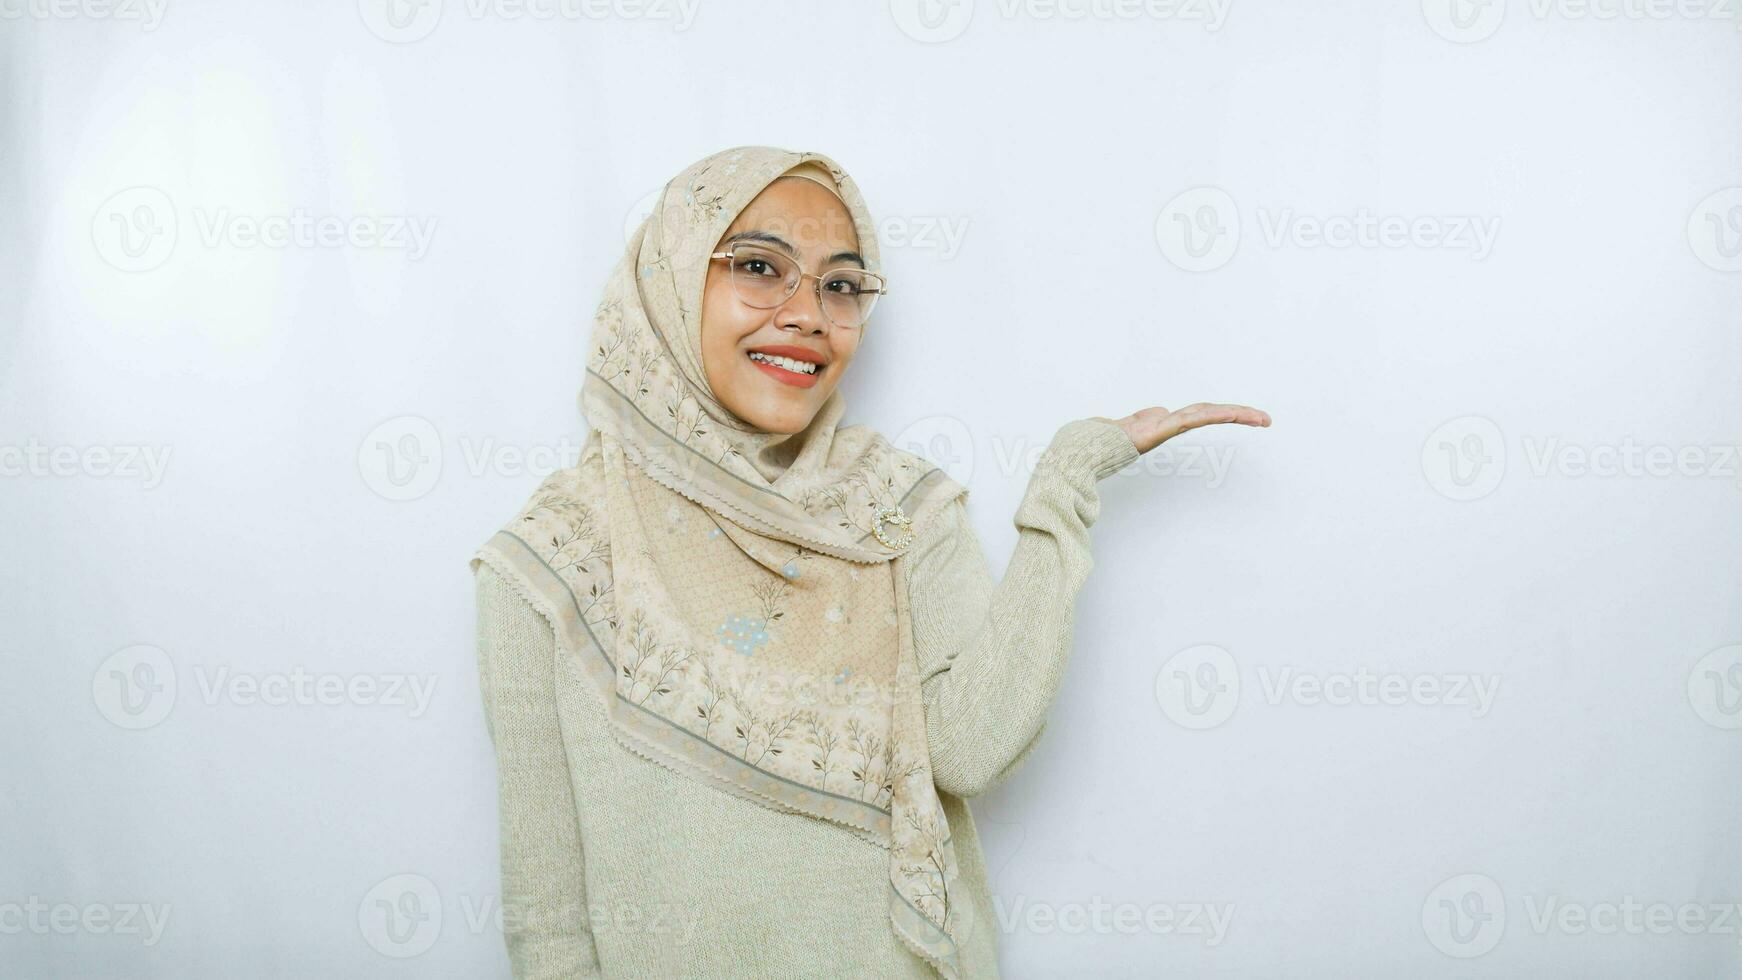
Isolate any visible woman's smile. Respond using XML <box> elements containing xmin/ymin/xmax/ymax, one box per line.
<box><xmin>745</xmin><ymin>343</ymin><xmax>828</xmax><ymax>389</ymax></box>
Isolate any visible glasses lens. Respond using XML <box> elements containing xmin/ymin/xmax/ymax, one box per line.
<box><xmin>820</xmin><ymin>269</ymin><xmax>881</xmax><ymax>328</ymax></box>
<box><xmin>725</xmin><ymin>246</ymin><xmax>883</xmax><ymax>328</ymax></box>
<box><xmin>727</xmin><ymin>246</ymin><xmax>799</xmax><ymax>309</ymax></box>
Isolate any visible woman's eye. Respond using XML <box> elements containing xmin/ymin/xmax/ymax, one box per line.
<box><xmin>823</xmin><ymin>277</ymin><xmax>860</xmax><ymax>295</ymax></box>
<box><xmin>738</xmin><ymin>257</ymin><xmax>781</xmax><ymax>278</ymax></box>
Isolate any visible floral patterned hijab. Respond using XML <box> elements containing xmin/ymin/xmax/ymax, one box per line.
<box><xmin>472</xmin><ymin>146</ymin><xmax>973</xmax><ymax>976</ymax></box>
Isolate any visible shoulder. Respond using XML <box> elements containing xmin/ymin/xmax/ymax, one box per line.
<box><xmin>835</xmin><ymin>420</ymin><xmax>971</xmax><ymax>547</ymax></box>
<box><xmin>470</xmin><ymin>435</ymin><xmax>609</xmax><ymax>603</ymax></box>
<box><xmin>903</xmin><ymin>492</ymin><xmax>978</xmax><ymax>573</ymax></box>
<box><xmin>484</xmin><ymin>437</ymin><xmax>607</xmax><ymax>549</ymax></box>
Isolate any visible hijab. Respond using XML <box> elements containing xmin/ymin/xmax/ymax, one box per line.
<box><xmin>472</xmin><ymin>146</ymin><xmax>973</xmax><ymax>976</ymax></box>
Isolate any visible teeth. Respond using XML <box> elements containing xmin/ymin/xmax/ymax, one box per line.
<box><xmin>748</xmin><ymin>351</ymin><xmax>820</xmax><ymax>375</ymax></box>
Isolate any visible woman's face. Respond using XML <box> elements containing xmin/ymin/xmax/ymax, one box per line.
<box><xmin>701</xmin><ymin>176</ymin><xmax>865</xmax><ymax>435</ymax></box>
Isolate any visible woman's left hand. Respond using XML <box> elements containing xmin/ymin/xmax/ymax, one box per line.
<box><xmin>1092</xmin><ymin>403</ymin><xmax>1271</xmax><ymax>456</ymax></box>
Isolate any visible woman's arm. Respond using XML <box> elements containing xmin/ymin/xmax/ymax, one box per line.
<box><xmin>909</xmin><ymin>417</ymin><xmax>1141</xmax><ymax>799</ymax></box>
<box><xmin>474</xmin><ymin>563</ymin><xmax>603</xmax><ymax>979</ymax></box>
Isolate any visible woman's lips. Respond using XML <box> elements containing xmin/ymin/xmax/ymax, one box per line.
<box><xmin>747</xmin><ymin>352</ymin><xmax>822</xmax><ymax>389</ymax></box>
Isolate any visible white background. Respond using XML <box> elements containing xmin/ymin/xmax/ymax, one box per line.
<box><xmin>4</xmin><ymin>1</ymin><xmax>1741</xmax><ymax>976</ymax></box>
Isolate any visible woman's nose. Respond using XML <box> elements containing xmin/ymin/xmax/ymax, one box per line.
<box><xmin>775</xmin><ymin>280</ymin><xmax>828</xmax><ymax>334</ymax></box>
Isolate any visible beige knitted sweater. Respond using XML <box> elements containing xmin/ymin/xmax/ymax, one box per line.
<box><xmin>472</xmin><ymin>416</ymin><xmax>1140</xmax><ymax>979</ymax></box>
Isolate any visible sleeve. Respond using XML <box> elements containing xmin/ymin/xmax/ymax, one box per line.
<box><xmin>474</xmin><ymin>561</ymin><xmax>603</xmax><ymax>979</ymax></box>
<box><xmin>908</xmin><ymin>416</ymin><xmax>1140</xmax><ymax>799</ymax></box>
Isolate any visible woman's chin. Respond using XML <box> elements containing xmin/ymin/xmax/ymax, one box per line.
<box><xmin>733</xmin><ymin>393</ymin><xmax>822</xmax><ymax>435</ymax></box>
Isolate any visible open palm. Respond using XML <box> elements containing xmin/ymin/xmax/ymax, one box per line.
<box><xmin>1093</xmin><ymin>403</ymin><xmax>1271</xmax><ymax>455</ymax></box>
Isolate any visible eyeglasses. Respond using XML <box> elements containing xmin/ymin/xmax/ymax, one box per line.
<box><xmin>708</xmin><ymin>242</ymin><xmax>888</xmax><ymax>330</ymax></box>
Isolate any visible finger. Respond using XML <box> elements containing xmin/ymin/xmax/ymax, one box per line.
<box><xmin>1188</xmin><ymin>403</ymin><xmax>1267</xmax><ymax>426</ymax></box>
<box><xmin>1170</xmin><ymin>403</ymin><xmax>1271</xmax><ymax>434</ymax></box>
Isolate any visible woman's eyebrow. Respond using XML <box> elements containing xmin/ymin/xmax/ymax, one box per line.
<box><xmin>726</xmin><ymin>231</ymin><xmax>866</xmax><ymax>268</ymax></box>
<box><xmin>725</xmin><ymin>230</ymin><xmax>797</xmax><ymax>257</ymax></box>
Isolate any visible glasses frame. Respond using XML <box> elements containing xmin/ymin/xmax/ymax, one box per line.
<box><xmin>708</xmin><ymin>242</ymin><xmax>889</xmax><ymax>330</ymax></box>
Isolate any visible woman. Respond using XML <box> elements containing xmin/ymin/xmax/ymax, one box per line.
<box><xmin>470</xmin><ymin>145</ymin><xmax>1269</xmax><ymax>979</ymax></box>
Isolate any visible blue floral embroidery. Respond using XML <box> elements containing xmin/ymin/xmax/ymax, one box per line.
<box><xmin>716</xmin><ymin>614</ymin><xmax>769</xmax><ymax>656</ymax></box>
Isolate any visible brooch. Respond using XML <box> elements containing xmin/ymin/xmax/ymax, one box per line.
<box><xmin>872</xmin><ymin>505</ymin><xmax>915</xmax><ymax>550</ymax></box>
